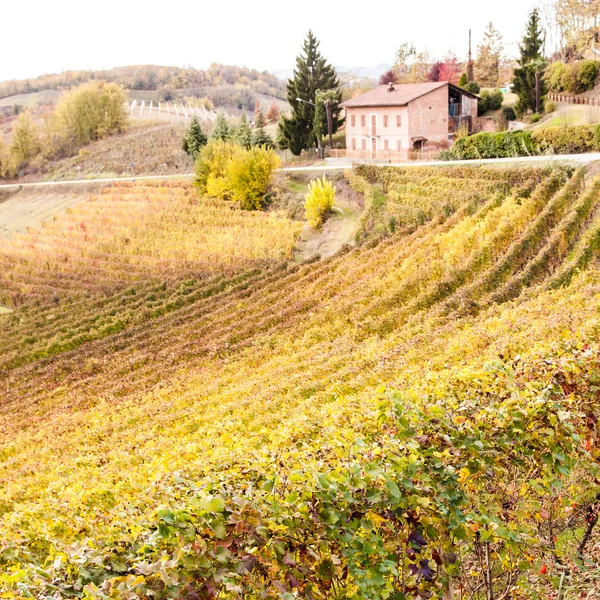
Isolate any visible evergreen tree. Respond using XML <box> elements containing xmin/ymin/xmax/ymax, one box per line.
<box><xmin>182</xmin><ymin>117</ymin><xmax>208</xmax><ymax>160</ymax></box>
<box><xmin>512</xmin><ymin>8</ymin><xmax>546</xmax><ymax>115</ymax></box>
<box><xmin>235</xmin><ymin>113</ymin><xmax>253</xmax><ymax>149</ymax></box>
<box><xmin>211</xmin><ymin>113</ymin><xmax>230</xmax><ymax>141</ymax></box>
<box><xmin>252</xmin><ymin>112</ymin><xmax>274</xmax><ymax>148</ymax></box>
<box><xmin>475</xmin><ymin>22</ymin><xmax>504</xmax><ymax>87</ymax></box>
<box><xmin>458</xmin><ymin>73</ymin><xmax>468</xmax><ymax>87</ymax></box>
<box><xmin>278</xmin><ymin>30</ymin><xmax>343</xmax><ymax>155</ymax></box>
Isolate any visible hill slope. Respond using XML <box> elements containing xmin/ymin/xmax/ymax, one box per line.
<box><xmin>1</xmin><ymin>168</ymin><xmax>600</xmax><ymax>598</ymax></box>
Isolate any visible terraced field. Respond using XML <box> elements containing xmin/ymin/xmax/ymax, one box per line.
<box><xmin>2</xmin><ymin>167</ymin><xmax>600</xmax><ymax>599</ymax></box>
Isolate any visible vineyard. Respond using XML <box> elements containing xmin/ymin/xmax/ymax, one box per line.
<box><xmin>2</xmin><ymin>166</ymin><xmax>600</xmax><ymax>599</ymax></box>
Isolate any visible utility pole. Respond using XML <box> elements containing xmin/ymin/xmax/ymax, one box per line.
<box><xmin>467</xmin><ymin>29</ymin><xmax>474</xmax><ymax>82</ymax></box>
<box><xmin>535</xmin><ymin>68</ymin><xmax>541</xmax><ymax>113</ymax></box>
<box><xmin>324</xmin><ymin>98</ymin><xmax>334</xmax><ymax>147</ymax></box>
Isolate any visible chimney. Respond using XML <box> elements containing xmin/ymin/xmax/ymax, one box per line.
<box><xmin>388</xmin><ymin>81</ymin><xmax>395</xmax><ymax>92</ymax></box>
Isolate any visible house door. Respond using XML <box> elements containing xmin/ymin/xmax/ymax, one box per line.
<box><xmin>371</xmin><ymin>137</ymin><xmax>377</xmax><ymax>158</ymax></box>
<box><xmin>371</xmin><ymin>114</ymin><xmax>377</xmax><ymax>136</ymax></box>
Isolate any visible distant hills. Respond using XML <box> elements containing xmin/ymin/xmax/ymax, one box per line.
<box><xmin>270</xmin><ymin>64</ymin><xmax>393</xmax><ymax>83</ymax></box>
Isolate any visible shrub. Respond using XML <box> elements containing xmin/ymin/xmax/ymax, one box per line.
<box><xmin>10</xmin><ymin>111</ymin><xmax>41</xmax><ymax>167</ymax></box>
<box><xmin>305</xmin><ymin>176</ymin><xmax>336</xmax><ymax>228</ymax></box>
<box><xmin>562</xmin><ymin>62</ymin><xmax>582</xmax><ymax>93</ymax></box>
<box><xmin>545</xmin><ymin>100</ymin><xmax>556</xmax><ymax>114</ymax></box>
<box><xmin>531</xmin><ymin>113</ymin><xmax>541</xmax><ymax>123</ymax></box>
<box><xmin>478</xmin><ymin>89</ymin><xmax>503</xmax><ymax>115</ymax></box>
<box><xmin>546</xmin><ymin>60</ymin><xmax>600</xmax><ymax>93</ymax></box>
<box><xmin>502</xmin><ymin>106</ymin><xmax>516</xmax><ymax>121</ymax></box>
<box><xmin>52</xmin><ymin>81</ymin><xmax>128</xmax><ymax>147</ymax></box>
<box><xmin>194</xmin><ymin>139</ymin><xmax>280</xmax><ymax>210</ymax></box>
<box><xmin>463</xmin><ymin>81</ymin><xmax>480</xmax><ymax>95</ymax></box>
<box><xmin>545</xmin><ymin>62</ymin><xmax>567</xmax><ymax>92</ymax></box>
<box><xmin>226</xmin><ymin>145</ymin><xmax>280</xmax><ymax>210</ymax></box>
<box><xmin>443</xmin><ymin>124</ymin><xmax>600</xmax><ymax>160</ymax></box>
<box><xmin>577</xmin><ymin>60</ymin><xmax>600</xmax><ymax>91</ymax></box>
<box><xmin>0</xmin><ymin>135</ymin><xmax>15</xmax><ymax>178</ymax></box>
<box><xmin>194</xmin><ymin>139</ymin><xmax>237</xmax><ymax>197</ymax></box>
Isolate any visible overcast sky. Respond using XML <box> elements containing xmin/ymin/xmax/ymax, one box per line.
<box><xmin>1</xmin><ymin>0</ymin><xmax>549</xmax><ymax>82</ymax></box>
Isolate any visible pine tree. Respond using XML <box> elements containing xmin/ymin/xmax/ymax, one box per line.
<box><xmin>512</xmin><ymin>8</ymin><xmax>546</xmax><ymax>115</ymax></box>
<box><xmin>235</xmin><ymin>113</ymin><xmax>253</xmax><ymax>149</ymax></box>
<box><xmin>458</xmin><ymin>73</ymin><xmax>468</xmax><ymax>87</ymax></box>
<box><xmin>182</xmin><ymin>117</ymin><xmax>208</xmax><ymax>160</ymax></box>
<box><xmin>252</xmin><ymin>112</ymin><xmax>274</xmax><ymax>148</ymax></box>
<box><xmin>277</xmin><ymin>30</ymin><xmax>343</xmax><ymax>155</ymax></box>
<box><xmin>211</xmin><ymin>113</ymin><xmax>230</xmax><ymax>141</ymax></box>
<box><xmin>475</xmin><ymin>22</ymin><xmax>504</xmax><ymax>87</ymax></box>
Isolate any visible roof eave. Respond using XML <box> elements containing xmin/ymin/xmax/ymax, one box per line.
<box><xmin>448</xmin><ymin>82</ymin><xmax>480</xmax><ymax>100</ymax></box>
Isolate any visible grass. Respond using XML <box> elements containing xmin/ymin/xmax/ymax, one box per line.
<box><xmin>530</xmin><ymin>104</ymin><xmax>600</xmax><ymax>130</ymax></box>
<box><xmin>0</xmin><ymin>89</ymin><xmax>60</xmax><ymax>108</ymax></box>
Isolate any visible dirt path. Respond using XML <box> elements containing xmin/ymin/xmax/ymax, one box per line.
<box><xmin>295</xmin><ymin>198</ymin><xmax>360</xmax><ymax>260</ymax></box>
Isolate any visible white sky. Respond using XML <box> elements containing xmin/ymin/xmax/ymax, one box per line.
<box><xmin>0</xmin><ymin>0</ymin><xmax>546</xmax><ymax>82</ymax></box>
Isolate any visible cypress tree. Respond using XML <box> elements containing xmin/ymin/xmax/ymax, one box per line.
<box><xmin>512</xmin><ymin>8</ymin><xmax>546</xmax><ymax>115</ymax></box>
<box><xmin>182</xmin><ymin>117</ymin><xmax>208</xmax><ymax>160</ymax></box>
<box><xmin>252</xmin><ymin>112</ymin><xmax>274</xmax><ymax>148</ymax></box>
<box><xmin>211</xmin><ymin>113</ymin><xmax>230</xmax><ymax>141</ymax></box>
<box><xmin>235</xmin><ymin>113</ymin><xmax>253</xmax><ymax>148</ymax></box>
<box><xmin>278</xmin><ymin>30</ymin><xmax>343</xmax><ymax>155</ymax></box>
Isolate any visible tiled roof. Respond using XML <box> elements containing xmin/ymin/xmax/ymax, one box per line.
<box><xmin>342</xmin><ymin>82</ymin><xmax>448</xmax><ymax>108</ymax></box>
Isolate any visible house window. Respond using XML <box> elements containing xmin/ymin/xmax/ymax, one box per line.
<box><xmin>352</xmin><ymin>138</ymin><xmax>356</xmax><ymax>150</ymax></box>
<box><xmin>351</xmin><ymin>114</ymin><xmax>356</xmax><ymax>127</ymax></box>
<box><xmin>397</xmin><ymin>140</ymin><xmax>402</xmax><ymax>151</ymax></box>
<box><xmin>384</xmin><ymin>139</ymin><xmax>389</xmax><ymax>151</ymax></box>
<box><xmin>396</xmin><ymin>114</ymin><xmax>401</xmax><ymax>127</ymax></box>
<box><xmin>361</xmin><ymin>138</ymin><xmax>366</xmax><ymax>150</ymax></box>
<box><xmin>383</xmin><ymin>115</ymin><xmax>388</xmax><ymax>127</ymax></box>
<box><xmin>361</xmin><ymin>115</ymin><xmax>366</xmax><ymax>127</ymax></box>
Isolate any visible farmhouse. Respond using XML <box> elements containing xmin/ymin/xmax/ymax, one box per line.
<box><xmin>342</xmin><ymin>81</ymin><xmax>478</xmax><ymax>160</ymax></box>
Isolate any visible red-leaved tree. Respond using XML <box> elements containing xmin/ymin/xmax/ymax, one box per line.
<box><xmin>379</xmin><ymin>70</ymin><xmax>396</xmax><ymax>85</ymax></box>
<box><xmin>438</xmin><ymin>53</ymin><xmax>461</xmax><ymax>84</ymax></box>
<box><xmin>428</xmin><ymin>61</ymin><xmax>443</xmax><ymax>82</ymax></box>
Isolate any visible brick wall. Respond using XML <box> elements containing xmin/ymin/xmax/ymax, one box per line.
<box><xmin>407</xmin><ymin>85</ymin><xmax>450</xmax><ymax>145</ymax></box>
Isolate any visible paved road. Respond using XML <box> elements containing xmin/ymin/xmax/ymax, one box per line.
<box><xmin>1</xmin><ymin>153</ymin><xmax>599</xmax><ymax>190</ymax></box>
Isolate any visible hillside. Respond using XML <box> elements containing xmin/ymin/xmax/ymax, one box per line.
<box><xmin>1</xmin><ymin>167</ymin><xmax>600</xmax><ymax>597</ymax></box>
<box><xmin>0</xmin><ymin>64</ymin><xmax>287</xmax><ymax>116</ymax></box>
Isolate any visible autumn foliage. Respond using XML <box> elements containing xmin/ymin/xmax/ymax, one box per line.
<box><xmin>1</xmin><ymin>166</ymin><xmax>600</xmax><ymax>598</ymax></box>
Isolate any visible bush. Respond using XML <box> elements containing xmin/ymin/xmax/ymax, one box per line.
<box><xmin>52</xmin><ymin>81</ymin><xmax>128</xmax><ymax>147</ymax></box>
<box><xmin>545</xmin><ymin>62</ymin><xmax>567</xmax><ymax>92</ymax></box>
<box><xmin>10</xmin><ymin>111</ymin><xmax>41</xmax><ymax>167</ymax></box>
<box><xmin>442</xmin><ymin>124</ymin><xmax>600</xmax><ymax>160</ymax></box>
<box><xmin>545</xmin><ymin>101</ymin><xmax>556</xmax><ymax>114</ymax></box>
<box><xmin>478</xmin><ymin>89</ymin><xmax>503</xmax><ymax>115</ymax></box>
<box><xmin>305</xmin><ymin>176</ymin><xmax>335</xmax><ymax>228</ymax></box>
<box><xmin>577</xmin><ymin>60</ymin><xmax>600</xmax><ymax>91</ymax></box>
<box><xmin>544</xmin><ymin>60</ymin><xmax>600</xmax><ymax>94</ymax></box>
<box><xmin>463</xmin><ymin>81</ymin><xmax>480</xmax><ymax>95</ymax></box>
<box><xmin>226</xmin><ymin>145</ymin><xmax>281</xmax><ymax>210</ymax></box>
<box><xmin>502</xmin><ymin>106</ymin><xmax>516</xmax><ymax>121</ymax></box>
<box><xmin>194</xmin><ymin>139</ymin><xmax>279</xmax><ymax>210</ymax></box>
<box><xmin>531</xmin><ymin>113</ymin><xmax>541</xmax><ymax>123</ymax></box>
